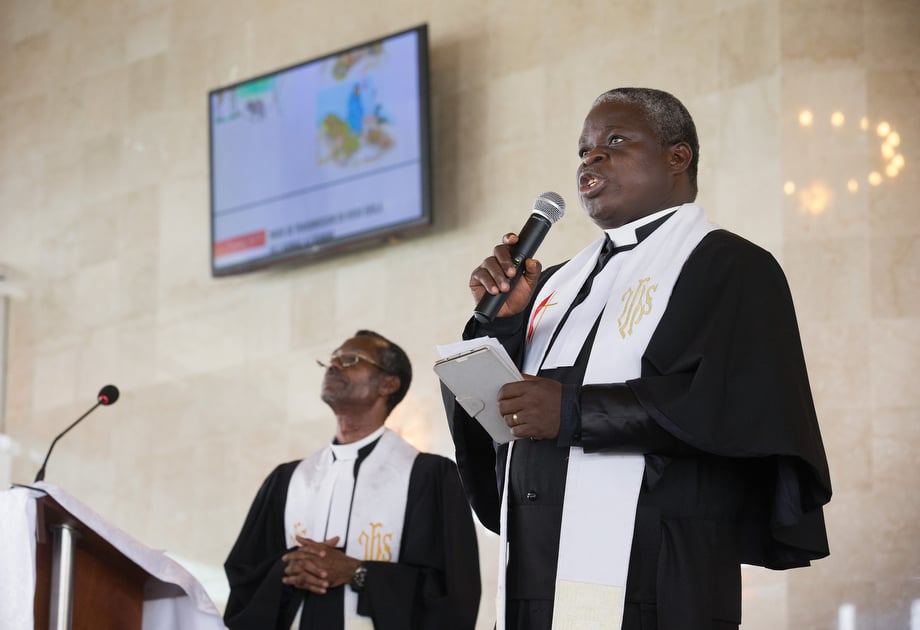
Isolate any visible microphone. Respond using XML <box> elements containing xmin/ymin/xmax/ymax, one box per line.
<box><xmin>474</xmin><ymin>191</ymin><xmax>565</xmax><ymax>323</ymax></box>
<box><xmin>33</xmin><ymin>384</ymin><xmax>120</xmax><ymax>483</ymax></box>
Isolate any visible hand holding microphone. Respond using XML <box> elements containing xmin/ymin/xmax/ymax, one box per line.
<box><xmin>471</xmin><ymin>192</ymin><xmax>565</xmax><ymax>323</ymax></box>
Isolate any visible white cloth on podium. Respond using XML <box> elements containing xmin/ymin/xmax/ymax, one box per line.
<box><xmin>0</xmin><ymin>482</ymin><xmax>226</xmax><ymax>630</ymax></box>
<box><xmin>0</xmin><ymin>485</ymin><xmax>38</xmax><ymax>630</ymax></box>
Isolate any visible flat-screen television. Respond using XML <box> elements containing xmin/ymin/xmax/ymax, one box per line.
<box><xmin>208</xmin><ymin>24</ymin><xmax>431</xmax><ymax>277</ymax></box>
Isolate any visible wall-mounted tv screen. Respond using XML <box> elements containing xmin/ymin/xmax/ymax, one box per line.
<box><xmin>208</xmin><ymin>24</ymin><xmax>431</xmax><ymax>276</ymax></box>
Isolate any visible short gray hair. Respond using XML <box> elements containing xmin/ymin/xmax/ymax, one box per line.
<box><xmin>354</xmin><ymin>329</ymin><xmax>411</xmax><ymax>412</ymax></box>
<box><xmin>593</xmin><ymin>88</ymin><xmax>699</xmax><ymax>198</ymax></box>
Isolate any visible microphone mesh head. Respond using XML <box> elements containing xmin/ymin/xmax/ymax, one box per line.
<box><xmin>98</xmin><ymin>384</ymin><xmax>120</xmax><ymax>405</ymax></box>
<box><xmin>533</xmin><ymin>191</ymin><xmax>565</xmax><ymax>224</ymax></box>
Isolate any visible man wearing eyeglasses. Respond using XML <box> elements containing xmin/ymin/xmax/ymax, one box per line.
<box><xmin>224</xmin><ymin>330</ymin><xmax>481</xmax><ymax>630</ymax></box>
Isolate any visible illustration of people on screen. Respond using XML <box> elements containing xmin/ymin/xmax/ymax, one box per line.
<box><xmin>212</xmin><ymin>78</ymin><xmax>281</xmax><ymax>125</ymax></box>
<box><xmin>347</xmin><ymin>84</ymin><xmax>364</xmax><ymax>134</ymax></box>
<box><xmin>365</xmin><ymin>101</ymin><xmax>394</xmax><ymax>152</ymax></box>
<box><xmin>319</xmin><ymin>80</ymin><xmax>394</xmax><ymax>167</ymax></box>
<box><xmin>331</xmin><ymin>42</ymin><xmax>384</xmax><ymax>80</ymax></box>
<box><xmin>212</xmin><ymin>87</ymin><xmax>240</xmax><ymax>123</ymax></box>
<box><xmin>240</xmin><ymin>77</ymin><xmax>281</xmax><ymax>122</ymax></box>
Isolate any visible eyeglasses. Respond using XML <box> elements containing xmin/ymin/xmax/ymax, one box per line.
<box><xmin>316</xmin><ymin>353</ymin><xmax>387</xmax><ymax>371</ymax></box>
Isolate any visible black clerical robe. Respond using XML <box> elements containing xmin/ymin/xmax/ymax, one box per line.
<box><xmin>443</xmin><ymin>229</ymin><xmax>831</xmax><ymax>630</ymax></box>
<box><xmin>224</xmin><ymin>453</ymin><xmax>481</xmax><ymax>630</ymax></box>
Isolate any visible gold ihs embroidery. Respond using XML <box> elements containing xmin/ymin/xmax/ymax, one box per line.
<box><xmin>357</xmin><ymin>522</ymin><xmax>393</xmax><ymax>561</ymax></box>
<box><xmin>617</xmin><ymin>277</ymin><xmax>658</xmax><ymax>338</ymax></box>
<box><xmin>290</xmin><ymin>521</ymin><xmax>308</xmax><ymax>545</ymax></box>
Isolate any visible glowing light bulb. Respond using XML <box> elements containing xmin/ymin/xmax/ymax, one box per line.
<box><xmin>798</xmin><ymin>180</ymin><xmax>832</xmax><ymax>216</ymax></box>
<box><xmin>788</xmin><ymin>108</ymin><xmax>904</xmax><ymax>200</ymax></box>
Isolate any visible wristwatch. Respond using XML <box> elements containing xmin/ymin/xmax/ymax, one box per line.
<box><xmin>351</xmin><ymin>563</ymin><xmax>368</xmax><ymax>592</ymax></box>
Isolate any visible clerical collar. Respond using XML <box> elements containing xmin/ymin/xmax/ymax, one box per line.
<box><xmin>604</xmin><ymin>205</ymin><xmax>680</xmax><ymax>248</ymax></box>
<box><xmin>330</xmin><ymin>425</ymin><xmax>386</xmax><ymax>461</ymax></box>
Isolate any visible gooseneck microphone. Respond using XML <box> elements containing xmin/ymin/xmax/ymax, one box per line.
<box><xmin>33</xmin><ymin>384</ymin><xmax>120</xmax><ymax>483</ymax></box>
<box><xmin>474</xmin><ymin>192</ymin><xmax>566</xmax><ymax>323</ymax></box>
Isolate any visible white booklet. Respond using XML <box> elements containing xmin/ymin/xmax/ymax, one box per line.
<box><xmin>434</xmin><ymin>337</ymin><xmax>522</xmax><ymax>443</ymax></box>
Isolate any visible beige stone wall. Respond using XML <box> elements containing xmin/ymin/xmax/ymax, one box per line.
<box><xmin>1</xmin><ymin>1</ymin><xmax>917</xmax><ymax>628</ymax></box>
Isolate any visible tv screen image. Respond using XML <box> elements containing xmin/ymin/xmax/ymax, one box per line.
<box><xmin>208</xmin><ymin>25</ymin><xmax>431</xmax><ymax>276</ymax></box>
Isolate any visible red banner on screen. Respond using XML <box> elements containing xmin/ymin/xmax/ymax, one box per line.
<box><xmin>214</xmin><ymin>231</ymin><xmax>266</xmax><ymax>257</ymax></box>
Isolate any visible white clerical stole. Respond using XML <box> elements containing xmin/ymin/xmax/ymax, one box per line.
<box><xmin>494</xmin><ymin>204</ymin><xmax>716</xmax><ymax>630</ymax></box>
<box><xmin>284</xmin><ymin>427</ymin><xmax>417</xmax><ymax>630</ymax></box>
<box><xmin>324</xmin><ymin>439</ymin><xmax>362</xmax><ymax>544</ymax></box>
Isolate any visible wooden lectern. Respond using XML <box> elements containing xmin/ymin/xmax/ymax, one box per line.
<box><xmin>1</xmin><ymin>484</ymin><xmax>224</xmax><ymax>630</ymax></box>
<box><xmin>32</xmin><ymin>494</ymin><xmax>149</xmax><ymax>629</ymax></box>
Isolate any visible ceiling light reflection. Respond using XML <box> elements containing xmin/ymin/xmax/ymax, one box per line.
<box><xmin>788</xmin><ymin>110</ymin><xmax>906</xmax><ymax>212</ymax></box>
<box><xmin>798</xmin><ymin>180</ymin><xmax>832</xmax><ymax>215</ymax></box>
